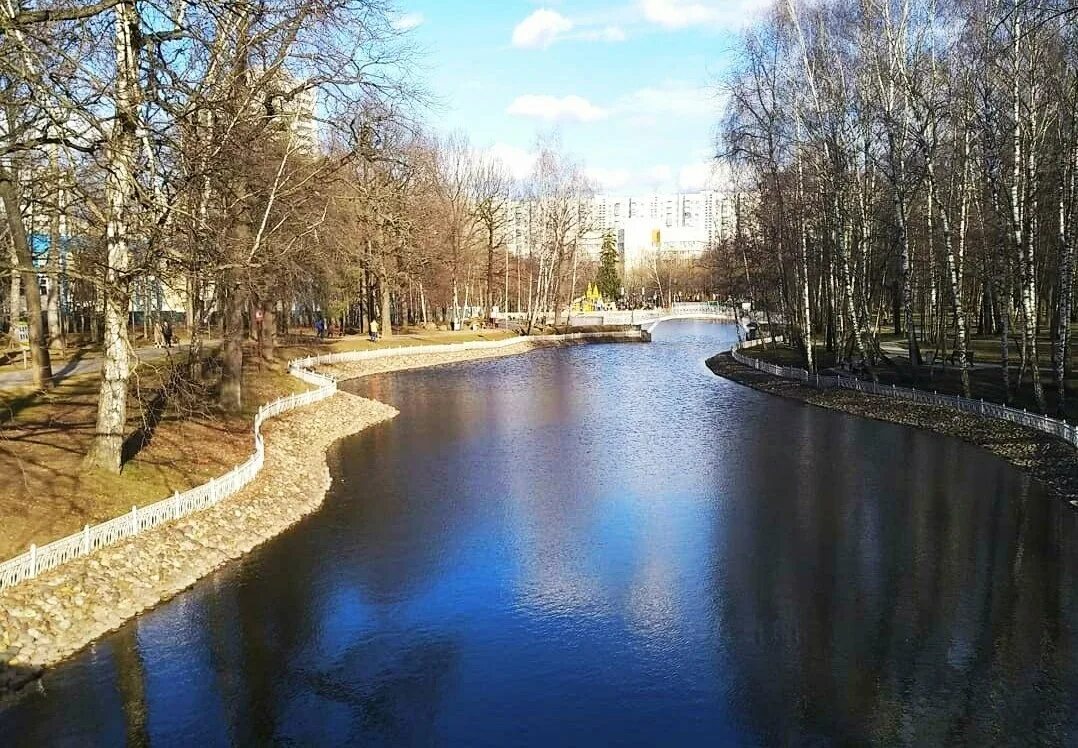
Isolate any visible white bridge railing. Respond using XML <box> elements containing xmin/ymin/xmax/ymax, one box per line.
<box><xmin>670</xmin><ymin>302</ymin><xmax>739</xmax><ymax>317</ymax></box>
<box><xmin>731</xmin><ymin>337</ymin><xmax>1078</xmax><ymax>447</ymax></box>
<box><xmin>0</xmin><ymin>330</ymin><xmax>643</xmax><ymax>591</ymax></box>
<box><xmin>570</xmin><ymin>303</ymin><xmax>738</xmax><ymax>328</ymax></box>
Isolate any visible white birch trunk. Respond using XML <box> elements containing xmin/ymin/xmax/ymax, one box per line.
<box><xmin>85</xmin><ymin>0</ymin><xmax>140</xmax><ymax>471</ymax></box>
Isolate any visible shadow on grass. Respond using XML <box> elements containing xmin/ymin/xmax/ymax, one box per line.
<box><xmin>750</xmin><ymin>343</ymin><xmax>1078</xmax><ymax>421</ymax></box>
<box><xmin>121</xmin><ymin>392</ymin><xmax>168</xmax><ymax>466</ymax></box>
<box><xmin>0</xmin><ymin>371</ymin><xmax>98</xmax><ymax>429</ymax></box>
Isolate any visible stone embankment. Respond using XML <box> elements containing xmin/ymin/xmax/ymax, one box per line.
<box><xmin>708</xmin><ymin>350</ymin><xmax>1078</xmax><ymax>503</ymax></box>
<box><xmin>318</xmin><ymin>333</ymin><xmax>638</xmax><ymax>380</ymax></box>
<box><xmin>0</xmin><ymin>332</ymin><xmax>642</xmax><ymax>695</ymax></box>
<box><xmin>0</xmin><ymin>393</ymin><xmax>397</xmax><ymax>693</ymax></box>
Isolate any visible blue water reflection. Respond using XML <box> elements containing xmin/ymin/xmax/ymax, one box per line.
<box><xmin>3</xmin><ymin>321</ymin><xmax>1077</xmax><ymax>746</ymax></box>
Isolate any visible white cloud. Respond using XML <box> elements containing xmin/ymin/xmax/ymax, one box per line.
<box><xmin>586</xmin><ymin>167</ymin><xmax>633</xmax><ymax>191</ymax></box>
<box><xmin>647</xmin><ymin>165</ymin><xmax>674</xmax><ymax>184</ymax></box>
<box><xmin>507</xmin><ymin>94</ymin><xmax>608</xmax><ymax>123</ymax></box>
<box><xmin>619</xmin><ymin>81</ymin><xmax>716</xmax><ymax>118</ymax></box>
<box><xmin>580</xmin><ymin>26</ymin><xmax>628</xmax><ymax>42</ymax></box>
<box><xmin>577</xmin><ymin>161</ymin><xmax>730</xmax><ymax>195</ymax></box>
<box><xmin>641</xmin><ymin>0</ymin><xmax>717</xmax><ymax>28</ymax></box>
<box><xmin>639</xmin><ymin>0</ymin><xmax>768</xmax><ymax>29</ymax></box>
<box><xmin>488</xmin><ymin>143</ymin><xmax>536</xmax><ymax>180</ymax></box>
<box><xmin>512</xmin><ymin>9</ymin><xmax>629</xmax><ymax>48</ymax></box>
<box><xmin>678</xmin><ymin>162</ymin><xmax>715</xmax><ymax>191</ymax></box>
<box><xmin>674</xmin><ymin>161</ymin><xmax>733</xmax><ymax>190</ymax></box>
<box><xmin>391</xmin><ymin>11</ymin><xmax>425</xmax><ymax>31</ymax></box>
<box><xmin>512</xmin><ymin>9</ymin><xmax>574</xmax><ymax>48</ymax></box>
<box><xmin>501</xmin><ymin>83</ymin><xmax>711</xmax><ymax>132</ymax></box>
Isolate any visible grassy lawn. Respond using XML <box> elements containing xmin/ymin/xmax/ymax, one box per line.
<box><xmin>877</xmin><ymin>328</ymin><xmax>1066</xmax><ymax>363</ymax></box>
<box><xmin>743</xmin><ymin>336</ymin><xmax>1078</xmax><ymax>421</ymax></box>
<box><xmin>0</xmin><ymin>327</ymin><xmax>517</xmax><ymax>560</ymax></box>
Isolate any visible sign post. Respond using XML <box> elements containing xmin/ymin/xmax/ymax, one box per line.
<box><xmin>14</xmin><ymin>321</ymin><xmax>29</xmax><ymax>368</ymax></box>
<box><xmin>253</xmin><ymin>309</ymin><xmax>265</xmax><ymax>370</ymax></box>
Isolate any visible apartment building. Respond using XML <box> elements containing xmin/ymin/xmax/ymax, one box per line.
<box><xmin>505</xmin><ymin>190</ymin><xmax>737</xmax><ymax>274</ymax></box>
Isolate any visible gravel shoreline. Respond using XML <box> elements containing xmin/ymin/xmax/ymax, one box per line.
<box><xmin>0</xmin><ymin>393</ymin><xmax>398</xmax><ymax>695</ymax></box>
<box><xmin>707</xmin><ymin>351</ymin><xmax>1078</xmax><ymax>504</ymax></box>
<box><xmin>318</xmin><ymin>334</ymin><xmax>640</xmax><ymax>381</ymax></box>
<box><xmin>0</xmin><ymin>333</ymin><xmax>640</xmax><ymax>696</ymax></box>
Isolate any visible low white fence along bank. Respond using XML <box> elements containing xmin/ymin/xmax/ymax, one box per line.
<box><xmin>731</xmin><ymin>337</ymin><xmax>1078</xmax><ymax>447</ymax></box>
<box><xmin>0</xmin><ymin>368</ymin><xmax>339</xmax><ymax>591</ymax></box>
<box><xmin>0</xmin><ymin>330</ymin><xmax>642</xmax><ymax>591</ymax></box>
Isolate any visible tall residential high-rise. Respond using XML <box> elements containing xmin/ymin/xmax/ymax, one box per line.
<box><xmin>505</xmin><ymin>190</ymin><xmax>736</xmax><ymax>275</ymax></box>
<box><xmin>260</xmin><ymin>68</ymin><xmax>320</xmax><ymax>151</ymax></box>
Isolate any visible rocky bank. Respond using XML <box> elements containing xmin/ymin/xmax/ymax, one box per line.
<box><xmin>0</xmin><ymin>393</ymin><xmax>398</xmax><ymax>694</ymax></box>
<box><xmin>0</xmin><ymin>332</ymin><xmax>644</xmax><ymax>696</ymax></box>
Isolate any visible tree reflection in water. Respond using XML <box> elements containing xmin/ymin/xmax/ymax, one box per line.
<box><xmin>2</xmin><ymin>321</ymin><xmax>1077</xmax><ymax>746</ymax></box>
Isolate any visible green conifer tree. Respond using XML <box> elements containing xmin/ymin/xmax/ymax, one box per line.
<box><xmin>595</xmin><ymin>232</ymin><xmax>621</xmax><ymax>301</ymax></box>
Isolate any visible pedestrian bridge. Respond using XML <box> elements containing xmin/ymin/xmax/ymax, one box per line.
<box><xmin>569</xmin><ymin>303</ymin><xmax>738</xmax><ymax>330</ymax></box>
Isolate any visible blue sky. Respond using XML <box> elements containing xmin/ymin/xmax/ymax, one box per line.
<box><xmin>394</xmin><ymin>1</ymin><xmax>770</xmax><ymax>194</ymax></box>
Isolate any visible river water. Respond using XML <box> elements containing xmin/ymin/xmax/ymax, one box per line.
<box><xmin>3</xmin><ymin>321</ymin><xmax>1078</xmax><ymax>746</ymax></box>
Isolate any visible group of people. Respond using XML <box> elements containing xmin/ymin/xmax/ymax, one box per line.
<box><xmin>149</xmin><ymin>315</ymin><xmax>386</xmax><ymax>349</ymax></box>
<box><xmin>152</xmin><ymin>320</ymin><xmax>175</xmax><ymax>349</ymax></box>
<box><xmin>314</xmin><ymin>316</ymin><xmax>380</xmax><ymax>341</ymax></box>
<box><xmin>314</xmin><ymin>317</ymin><xmax>340</xmax><ymax>339</ymax></box>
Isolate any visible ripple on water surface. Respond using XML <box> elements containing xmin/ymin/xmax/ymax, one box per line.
<box><xmin>3</xmin><ymin>320</ymin><xmax>1078</xmax><ymax>746</ymax></box>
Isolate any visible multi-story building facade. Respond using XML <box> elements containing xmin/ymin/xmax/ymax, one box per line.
<box><xmin>505</xmin><ymin>190</ymin><xmax>737</xmax><ymax>276</ymax></box>
<box><xmin>260</xmin><ymin>67</ymin><xmax>320</xmax><ymax>151</ymax></box>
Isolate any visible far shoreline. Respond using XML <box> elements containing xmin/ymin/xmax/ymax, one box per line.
<box><xmin>707</xmin><ymin>350</ymin><xmax>1078</xmax><ymax>505</ymax></box>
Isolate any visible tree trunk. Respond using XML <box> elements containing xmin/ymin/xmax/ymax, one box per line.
<box><xmin>260</xmin><ymin>302</ymin><xmax>277</xmax><ymax>363</ymax></box>
<box><xmin>929</xmin><ymin>161</ymin><xmax>972</xmax><ymax>398</ymax></box>
<box><xmin>220</xmin><ymin>283</ymin><xmax>246</xmax><ymax>413</ymax></box>
<box><xmin>219</xmin><ymin>154</ymin><xmax>254</xmax><ymax>411</ymax></box>
<box><xmin>378</xmin><ymin>267</ymin><xmax>393</xmax><ymax>338</ymax></box>
<box><xmin>46</xmin><ymin>151</ymin><xmax>65</xmax><ymax>352</ymax></box>
<box><xmin>84</xmin><ymin>0</ymin><xmax>139</xmax><ymax>472</ymax></box>
<box><xmin>187</xmin><ymin>273</ymin><xmax>205</xmax><ymax>380</ymax></box>
<box><xmin>84</xmin><ymin>280</ymin><xmax>132</xmax><ymax>472</ymax></box>
<box><xmin>895</xmin><ymin>190</ymin><xmax>921</xmax><ymax>369</ymax></box>
<box><xmin>834</xmin><ymin>187</ymin><xmax>874</xmax><ymax>379</ymax></box>
<box><xmin>994</xmin><ymin>278</ymin><xmax>1013</xmax><ymax>403</ymax></box>
<box><xmin>485</xmin><ymin>228</ymin><xmax>496</xmax><ymax>321</ymax></box>
<box><xmin>0</xmin><ymin>168</ymin><xmax>53</xmax><ymax>388</ymax></box>
<box><xmin>1055</xmin><ymin>145</ymin><xmax>1075</xmax><ymax>416</ymax></box>
<box><xmin>8</xmin><ymin>233</ymin><xmax>19</xmax><ymax>333</ymax></box>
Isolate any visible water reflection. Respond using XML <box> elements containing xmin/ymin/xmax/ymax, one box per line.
<box><xmin>2</xmin><ymin>321</ymin><xmax>1077</xmax><ymax>746</ymax></box>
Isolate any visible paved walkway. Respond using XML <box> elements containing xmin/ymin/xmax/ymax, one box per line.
<box><xmin>878</xmin><ymin>342</ymin><xmax>1001</xmax><ymax>370</ymax></box>
<box><xmin>0</xmin><ymin>344</ymin><xmax>195</xmax><ymax>388</ymax></box>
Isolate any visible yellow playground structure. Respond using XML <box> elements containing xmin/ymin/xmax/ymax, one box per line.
<box><xmin>572</xmin><ymin>283</ymin><xmax>606</xmax><ymax>312</ymax></box>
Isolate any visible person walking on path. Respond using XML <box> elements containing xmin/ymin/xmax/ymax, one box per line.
<box><xmin>162</xmin><ymin>320</ymin><xmax>174</xmax><ymax>348</ymax></box>
<box><xmin>369</xmin><ymin>319</ymin><xmax>379</xmax><ymax>342</ymax></box>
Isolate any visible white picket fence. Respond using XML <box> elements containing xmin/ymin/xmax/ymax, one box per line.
<box><xmin>0</xmin><ymin>330</ymin><xmax>643</xmax><ymax>591</ymax></box>
<box><xmin>731</xmin><ymin>337</ymin><xmax>1078</xmax><ymax>446</ymax></box>
<box><xmin>0</xmin><ymin>365</ymin><xmax>338</xmax><ymax>591</ymax></box>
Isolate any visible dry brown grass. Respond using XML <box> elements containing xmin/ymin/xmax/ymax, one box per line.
<box><xmin>0</xmin><ymin>328</ymin><xmax>516</xmax><ymax>560</ymax></box>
